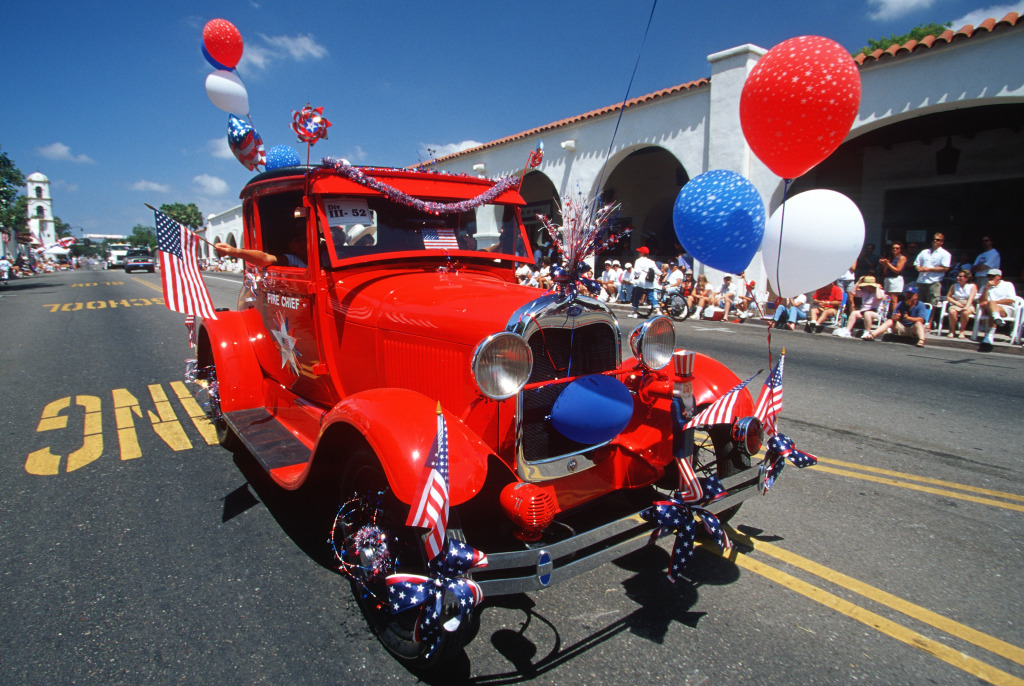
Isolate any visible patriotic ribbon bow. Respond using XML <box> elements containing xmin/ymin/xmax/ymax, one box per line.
<box><xmin>291</xmin><ymin>104</ymin><xmax>331</xmax><ymax>145</ymax></box>
<box><xmin>758</xmin><ymin>432</ymin><xmax>818</xmax><ymax>494</ymax></box>
<box><xmin>642</xmin><ymin>475</ymin><xmax>732</xmax><ymax>583</ymax></box>
<box><xmin>385</xmin><ymin>538</ymin><xmax>487</xmax><ymax>655</ymax></box>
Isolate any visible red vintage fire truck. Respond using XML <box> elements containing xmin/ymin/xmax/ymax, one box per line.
<box><xmin>187</xmin><ymin>160</ymin><xmax>770</xmax><ymax>666</ymax></box>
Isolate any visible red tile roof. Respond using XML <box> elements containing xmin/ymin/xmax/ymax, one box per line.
<box><xmin>434</xmin><ymin>13</ymin><xmax>1021</xmax><ymax>165</ymax></box>
<box><xmin>431</xmin><ymin>78</ymin><xmax>709</xmax><ymax>164</ymax></box>
<box><xmin>853</xmin><ymin>11</ymin><xmax>1021</xmax><ymax>64</ymax></box>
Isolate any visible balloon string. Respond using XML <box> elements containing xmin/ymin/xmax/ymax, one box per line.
<box><xmin>590</xmin><ymin>0</ymin><xmax>658</xmax><ymax>215</ymax></box>
<box><xmin>765</xmin><ymin>178</ymin><xmax>793</xmax><ymax>371</ymax></box>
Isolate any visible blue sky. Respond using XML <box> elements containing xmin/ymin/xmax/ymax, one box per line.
<box><xmin>3</xmin><ymin>0</ymin><xmax>1021</xmax><ymax>236</ymax></box>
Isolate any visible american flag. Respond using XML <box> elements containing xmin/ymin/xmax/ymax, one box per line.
<box><xmin>753</xmin><ymin>354</ymin><xmax>784</xmax><ymax>436</ymax></box>
<box><xmin>682</xmin><ymin>371</ymin><xmax>759</xmax><ymax>430</ymax></box>
<box><xmin>406</xmin><ymin>404</ymin><xmax>449</xmax><ymax>560</ymax></box>
<box><xmin>422</xmin><ymin>227</ymin><xmax>459</xmax><ymax>250</ymax></box>
<box><xmin>185</xmin><ymin>314</ymin><xmax>197</xmax><ymax>348</ymax></box>
<box><xmin>155</xmin><ymin>210</ymin><xmax>217</xmax><ymax>320</ymax></box>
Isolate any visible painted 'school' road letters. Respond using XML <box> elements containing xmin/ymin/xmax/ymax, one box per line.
<box><xmin>26</xmin><ymin>382</ymin><xmax>217</xmax><ymax>475</ymax></box>
<box><xmin>42</xmin><ymin>297</ymin><xmax>165</xmax><ymax>312</ymax></box>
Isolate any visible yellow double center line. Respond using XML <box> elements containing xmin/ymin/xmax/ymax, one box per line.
<box><xmin>813</xmin><ymin>456</ymin><xmax>1024</xmax><ymax>512</ymax></box>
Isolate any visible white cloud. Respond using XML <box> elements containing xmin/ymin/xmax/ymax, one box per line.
<box><xmin>207</xmin><ymin>137</ymin><xmax>234</xmax><ymax>160</ymax></box>
<box><xmin>238</xmin><ymin>32</ymin><xmax>328</xmax><ymax>70</ymax></box>
<box><xmin>949</xmin><ymin>2</ymin><xmax>1024</xmax><ymax>28</ymax></box>
<box><xmin>132</xmin><ymin>180</ymin><xmax>171</xmax><ymax>193</ymax></box>
<box><xmin>420</xmin><ymin>141</ymin><xmax>484</xmax><ymax>159</ymax></box>
<box><xmin>37</xmin><ymin>142</ymin><xmax>94</xmax><ymax>163</ymax></box>
<box><xmin>193</xmin><ymin>174</ymin><xmax>230</xmax><ymax>196</ymax></box>
<box><xmin>867</xmin><ymin>0</ymin><xmax>936</xmax><ymax>21</ymax></box>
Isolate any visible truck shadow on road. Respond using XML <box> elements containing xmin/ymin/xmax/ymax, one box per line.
<box><xmin>417</xmin><ymin>545</ymin><xmax>741</xmax><ymax>685</ymax></box>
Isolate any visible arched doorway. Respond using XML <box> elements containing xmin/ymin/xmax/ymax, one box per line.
<box><xmin>601</xmin><ymin>147</ymin><xmax>688</xmax><ymax>263</ymax></box>
<box><xmin>519</xmin><ymin>170</ymin><xmax>560</xmax><ymax>261</ymax></box>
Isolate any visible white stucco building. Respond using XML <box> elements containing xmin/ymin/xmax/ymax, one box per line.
<box><xmin>26</xmin><ymin>171</ymin><xmax>56</xmax><ymax>247</ymax></box>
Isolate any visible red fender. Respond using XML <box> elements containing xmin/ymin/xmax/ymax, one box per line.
<box><xmin>198</xmin><ymin>309</ymin><xmax>264</xmax><ymax>412</ymax></box>
<box><xmin>319</xmin><ymin>389</ymin><xmax>491</xmax><ymax>507</ymax></box>
<box><xmin>690</xmin><ymin>352</ymin><xmax>755</xmax><ymax>418</ymax></box>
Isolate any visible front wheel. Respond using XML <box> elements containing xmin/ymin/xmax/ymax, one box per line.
<box><xmin>333</xmin><ymin>447</ymin><xmax>475</xmax><ymax>669</ymax></box>
<box><xmin>665</xmin><ymin>293</ymin><xmax>690</xmax><ymax>321</ymax></box>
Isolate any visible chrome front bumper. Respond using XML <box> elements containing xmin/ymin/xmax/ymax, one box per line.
<box><xmin>474</xmin><ymin>468</ymin><xmax>758</xmax><ymax>596</ymax></box>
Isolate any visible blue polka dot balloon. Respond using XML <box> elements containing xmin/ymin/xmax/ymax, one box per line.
<box><xmin>672</xmin><ymin>170</ymin><xmax>765</xmax><ymax>275</ymax></box>
<box><xmin>265</xmin><ymin>145</ymin><xmax>302</xmax><ymax>170</ymax></box>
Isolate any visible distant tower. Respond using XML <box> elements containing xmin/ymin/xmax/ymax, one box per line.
<box><xmin>26</xmin><ymin>171</ymin><xmax>55</xmax><ymax>246</ymax></box>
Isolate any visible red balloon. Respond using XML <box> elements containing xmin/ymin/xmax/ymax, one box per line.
<box><xmin>740</xmin><ymin>36</ymin><xmax>861</xmax><ymax>179</ymax></box>
<box><xmin>203</xmin><ymin>19</ymin><xmax>244</xmax><ymax>70</ymax></box>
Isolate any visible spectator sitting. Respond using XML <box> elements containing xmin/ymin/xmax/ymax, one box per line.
<box><xmin>713</xmin><ymin>275</ymin><xmax>739</xmax><ymax>320</ymax></box>
<box><xmin>772</xmin><ymin>294</ymin><xmax>808</xmax><ymax>330</ymax></box>
<box><xmin>805</xmin><ymin>281</ymin><xmax>844</xmax><ymax>333</ymax></box>
<box><xmin>833</xmin><ymin>275</ymin><xmax>884</xmax><ymax>338</ymax></box>
<box><xmin>691</xmin><ymin>274</ymin><xmax>713</xmax><ymax>319</ymax></box>
<box><xmin>599</xmin><ymin>259</ymin><xmax>619</xmax><ymax>301</ymax></box>
<box><xmin>977</xmin><ymin>268</ymin><xmax>1018</xmax><ymax>351</ymax></box>
<box><xmin>944</xmin><ymin>269</ymin><xmax>978</xmax><ymax>339</ymax></box>
<box><xmin>863</xmin><ymin>285</ymin><xmax>928</xmax><ymax>347</ymax></box>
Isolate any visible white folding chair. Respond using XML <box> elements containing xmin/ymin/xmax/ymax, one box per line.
<box><xmin>972</xmin><ymin>296</ymin><xmax>1024</xmax><ymax>344</ymax></box>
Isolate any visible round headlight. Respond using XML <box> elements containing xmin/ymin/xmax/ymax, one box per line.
<box><xmin>472</xmin><ymin>332</ymin><xmax>533</xmax><ymax>400</ymax></box>
<box><xmin>628</xmin><ymin>316</ymin><xmax>676</xmax><ymax>370</ymax></box>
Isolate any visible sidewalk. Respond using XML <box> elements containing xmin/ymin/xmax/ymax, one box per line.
<box><xmin>606</xmin><ymin>301</ymin><xmax>1023</xmax><ymax>356</ymax></box>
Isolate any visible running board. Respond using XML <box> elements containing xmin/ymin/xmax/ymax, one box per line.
<box><xmin>223</xmin><ymin>408</ymin><xmax>311</xmax><ymax>477</ymax></box>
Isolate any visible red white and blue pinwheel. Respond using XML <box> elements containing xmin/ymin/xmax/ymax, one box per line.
<box><xmin>227</xmin><ymin>115</ymin><xmax>265</xmax><ymax>171</ymax></box>
<box><xmin>385</xmin><ymin>538</ymin><xmax>487</xmax><ymax>656</ymax></box>
<box><xmin>758</xmin><ymin>432</ymin><xmax>818</xmax><ymax>494</ymax></box>
<box><xmin>291</xmin><ymin>104</ymin><xmax>331</xmax><ymax>145</ymax></box>
<box><xmin>642</xmin><ymin>458</ymin><xmax>732</xmax><ymax>582</ymax></box>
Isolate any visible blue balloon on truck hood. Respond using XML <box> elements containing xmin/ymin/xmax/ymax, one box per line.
<box><xmin>550</xmin><ymin>374</ymin><xmax>634</xmax><ymax>445</ymax></box>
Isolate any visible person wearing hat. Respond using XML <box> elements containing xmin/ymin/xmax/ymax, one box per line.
<box><xmin>863</xmin><ymin>284</ymin><xmax>928</xmax><ymax>346</ymax></box>
<box><xmin>617</xmin><ymin>262</ymin><xmax>634</xmax><ymax>303</ymax></box>
<box><xmin>629</xmin><ymin>246</ymin><xmax>659</xmax><ymax>318</ymax></box>
<box><xmin>977</xmin><ymin>268</ymin><xmax>1017</xmax><ymax>350</ymax></box>
<box><xmin>833</xmin><ymin>275</ymin><xmax>885</xmax><ymax>338</ymax></box>
<box><xmin>943</xmin><ymin>268</ymin><xmax>978</xmax><ymax>339</ymax></box>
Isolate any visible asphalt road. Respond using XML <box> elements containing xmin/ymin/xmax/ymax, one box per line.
<box><xmin>1</xmin><ymin>267</ymin><xmax>1022</xmax><ymax>685</ymax></box>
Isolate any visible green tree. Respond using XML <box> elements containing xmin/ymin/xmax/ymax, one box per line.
<box><xmin>159</xmin><ymin>202</ymin><xmax>203</xmax><ymax>231</ymax></box>
<box><xmin>855</xmin><ymin>22</ymin><xmax>952</xmax><ymax>55</ymax></box>
<box><xmin>54</xmin><ymin>217</ymin><xmax>71</xmax><ymax>238</ymax></box>
<box><xmin>0</xmin><ymin>147</ymin><xmax>27</xmax><ymax>235</ymax></box>
<box><xmin>129</xmin><ymin>223</ymin><xmax>157</xmax><ymax>250</ymax></box>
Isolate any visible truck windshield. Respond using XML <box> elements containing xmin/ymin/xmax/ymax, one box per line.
<box><xmin>319</xmin><ymin>195</ymin><xmax>531</xmax><ymax>267</ymax></box>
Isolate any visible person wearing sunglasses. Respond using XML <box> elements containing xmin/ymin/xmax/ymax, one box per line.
<box><xmin>978</xmin><ymin>268</ymin><xmax>1017</xmax><ymax>351</ymax></box>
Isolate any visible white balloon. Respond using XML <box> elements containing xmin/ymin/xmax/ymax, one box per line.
<box><xmin>205</xmin><ymin>70</ymin><xmax>249</xmax><ymax>115</ymax></box>
<box><xmin>761</xmin><ymin>189</ymin><xmax>864</xmax><ymax>297</ymax></box>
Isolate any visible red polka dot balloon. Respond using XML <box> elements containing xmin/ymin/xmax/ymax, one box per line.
<box><xmin>203</xmin><ymin>19</ymin><xmax>244</xmax><ymax>70</ymax></box>
<box><xmin>740</xmin><ymin>36</ymin><xmax>861</xmax><ymax>179</ymax></box>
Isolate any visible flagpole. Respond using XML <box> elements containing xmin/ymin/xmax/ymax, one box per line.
<box><xmin>145</xmin><ymin>204</ymin><xmax>216</xmax><ymax>248</ymax></box>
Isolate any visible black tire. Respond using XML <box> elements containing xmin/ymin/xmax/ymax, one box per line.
<box><xmin>665</xmin><ymin>293</ymin><xmax>690</xmax><ymax>321</ymax></box>
<box><xmin>196</xmin><ymin>342</ymin><xmax>241</xmax><ymax>451</ymax></box>
<box><xmin>335</xmin><ymin>446</ymin><xmax>474</xmax><ymax>668</ymax></box>
<box><xmin>690</xmin><ymin>404</ymin><xmax>744</xmax><ymax>524</ymax></box>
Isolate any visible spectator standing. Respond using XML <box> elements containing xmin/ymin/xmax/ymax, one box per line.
<box><xmin>944</xmin><ymin>269</ymin><xmax>978</xmax><ymax>339</ymax></box>
<box><xmin>913</xmin><ymin>233</ymin><xmax>951</xmax><ymax>308</ymax></box>
<box><xmin>878</xmin><ymin>241</ymin><xmax>908</xmax><ymax>315</ymax></box>
<box><xmin>978</xmin><ymin>268</ymin><xmax>1018</xmax><ymax>351</ymax></box>
<box><xmin>833</xmin><ymin>275</ymin><xmax>884</xmax><ymax>337</ymax></box>
<box><xmin>629</xmin><ymin>247</ymin><xmax>660</xmax><ymax>318</ymax></box>
<box><xmin>972</xmin><ymin>236</ymin><xmax>1000</xmax><ymax>290</ymax></box>
<box><xmin>854</xmin><ymin>243</ymin><xmax>879</xmax><ymax>279</ymax></box>
<box><xmin>617</xmin><ymin>263</ymin><xmax>634</xmax><ymax>303</ymax></box>
<box><xmin>806</xmin><ymin>281</ymin><xmax>844</xmax><ymax>333</ymax></box>
<box><xmin>863</xmin><ymin>285</ymin><xmax>928</xmax><ymax>347</ymax></box>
